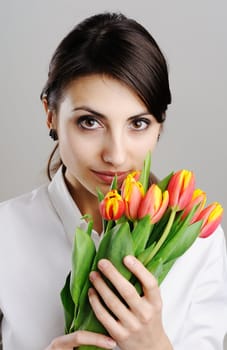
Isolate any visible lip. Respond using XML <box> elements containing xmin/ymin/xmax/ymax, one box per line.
<box><xmin>92</xmin><ymin>170</ymin><xmax>129</xmax><ymax>185</ymax></box>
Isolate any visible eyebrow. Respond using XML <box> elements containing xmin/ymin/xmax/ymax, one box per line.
<box><xmin>72</xmin><ymin>106</ymin><xmax>152</xmax><ymax>120</ymax></box>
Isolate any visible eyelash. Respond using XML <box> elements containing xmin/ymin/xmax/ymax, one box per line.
<box><xmin>77</xmin><ymin>116</ymin><xmax>102</xmax><ymax>130</ymax></box>
<box><xmin>76</xmin><ymin>115</ymin><xmax>151</xmax><ymax>131</ymax></box>
<box><xmin>130</xmin><ymin>118</ymin><xmax>151</xmax><ymax>130</ymax></box>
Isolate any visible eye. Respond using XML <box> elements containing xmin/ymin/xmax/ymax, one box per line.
<box><xmin>77</xmin><ymin>116</ymin><xmax>102</xmax><ymax>130</ymax></box>
<box><xmin>129</xmin><ymin>118</ymin><xmax>151</xmax><ymax>131</ymax></box>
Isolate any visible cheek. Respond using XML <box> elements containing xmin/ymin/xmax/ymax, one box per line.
<box><xmin>147</xmin><ymin>126</ymin><xmax>161</xmax><ymax>150</ymax></box>
<box><xmin>132</xmin><ymin>132</ymin><xmax>159</xmax><ymax>167</ymax></box>
<box><xmin>135</xmin><ymin>132</ymin><xmax>159</xmax><ymax>154</ymax></box>
<box><xmin>150</xmin><ymin>137</ymin><xmax>159</xmax><ymax>151</ymax></box>
<box><xmin>58</xmin><ymin>130</ymin><xmax>100</xmax><ymax>168</ymax></box>
<box><xmin>58</xmin><ymin>131</ymin><xmax>79</xmax><ymax>162</ymax></box>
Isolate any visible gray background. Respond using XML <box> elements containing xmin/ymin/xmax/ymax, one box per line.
<box><xmin>0</xmin><ymin>0</ymin><xmax>226</xmax><ymax>347</ymax></box>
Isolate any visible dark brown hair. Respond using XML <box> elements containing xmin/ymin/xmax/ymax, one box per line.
<box><xmin>41</xmin><ymin>12</ymin><xmax>171</xmax><ymax>179</ymax></box>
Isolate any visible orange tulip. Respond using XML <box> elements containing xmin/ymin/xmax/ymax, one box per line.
<box><xmin>196</xmin><ymin>202</ymin><xmax>223</xmax><ymax>238</ymax></box>
<box><xmin>121</xmin><ymin>172</ymin><xmax>144</xmax><ymax>220</ymax></box>
<box><xmin>138</xmin><ymin>184</ymin><xmax>169</xmax><ymax>223</ymax></box>
<box><xmin>99</xmin><ymin>189</ymin><xmax>125</xmax><ymax>220</ymax></box>
<box><xmin>167</xmin><ymin>169</ymin><xmax>195</xmax><ymax>211</ymax></box>
<box><xmin>182</xmin><ymin>188</ymin><xmax>207</xmax><ymax>223</ymax></box>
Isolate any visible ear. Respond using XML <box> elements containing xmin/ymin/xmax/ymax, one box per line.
<box><xmin>157</xmin><ymin>123</ymin><xmax>163</xmax><ymax>142</ymax></box>
<box><xmin>42</xmin><ymin>98</ymin><xmax>57</xmax><ymax>129</ymax></box>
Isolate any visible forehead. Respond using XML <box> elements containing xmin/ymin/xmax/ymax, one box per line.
<box><xmin>60</xmin><ymin>74</ymin><xmax>148</xmax><ymax>116</ymax></box>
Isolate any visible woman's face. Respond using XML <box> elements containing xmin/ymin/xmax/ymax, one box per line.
<box><xmin>51</xmin><ymin>74</ymin><xmax>161</xmax><ymax>199</ymax></box>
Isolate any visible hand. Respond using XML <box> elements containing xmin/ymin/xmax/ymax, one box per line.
<box><xmin>88</xmin><ymin>255</ymin><xmax>173</xmax><ymax>350</ymax></box>
<box><xmin>45</xmin><ymin>330</ymin><xmax>116</xmax><ymax>350</ymax></box>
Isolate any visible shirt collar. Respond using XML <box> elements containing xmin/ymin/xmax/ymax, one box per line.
<box><xmin>47</xmin><ymin>166</ymin><xmax>102</xmax><ymax>248</ymax></box>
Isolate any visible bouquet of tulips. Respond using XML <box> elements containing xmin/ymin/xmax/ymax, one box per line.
<box><xmin>60</xmin><ymin>152</ymin><xmax>223</xmax><ymax>350</ymax></box>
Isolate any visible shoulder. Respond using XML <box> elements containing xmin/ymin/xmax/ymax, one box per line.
<box><xmin>0</xmin><ymin>183</ymin><xmax>67</xmax><ymax>258</ymax></box>
<box><xmin>193</xmin><ymin>225</ymin><xmax>226</xmax><ymax>261</ymax></box>
<box><xmin>0</xmin><ymin>184</ymin><xmax>55</xmax><ymax>232</ymax></box>
<box><xmin>162</xmin><ymin>225</ymin><xmax>227</xmax><ymax>289</ymax></box>
<box><xmin>0</xmin><ymin>184</ymin><xmax>48</xmax><ymax>214</ymax></box>
<box><xmin>179</xmin><ymin>225</ymin><xmax>227</xmax><ymax>273</ymax></box>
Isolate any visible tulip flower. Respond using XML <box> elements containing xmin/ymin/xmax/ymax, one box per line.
<box><xmin>182</xmin><ymin>188</ymin><xmax>207</xmax><ymax>223</ymax></box>
<box><xmin>196</xmin><ymin>202</ymin><xmax>223</xmax><ymax>238</ymax></box>
<box><xmin>146</xmin><ymin>170</ymin><xmax>195</xmax><ymax>260</ymax></box>
<box><xmin>138</xmin><ymin>184</ymin><xmax>169</xmax><ymax>224</ymax></box>
<box><xmin>167</xmin><ymin>169</ymin><xmax>195</xmax><ymax>211</ymax></box>
<box><xmin>99</xmin><ymin>189</ymin><xmax>125</xmax><ymax>221</ymax></box>
<box><xmin>121</xmin><ymin>172</ymin><xmax>144</xmax><ymax>220</ymax></box>
<box><xmin>130</xmin><ymin>170</ymin><xmax>141</xmax><ymax>181</ymax></box>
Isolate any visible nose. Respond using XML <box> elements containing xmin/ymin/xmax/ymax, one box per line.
<box><xmin>101</xmin><ymin>131</ymin><xmax>127</xmax><ymax>167</ymax></box>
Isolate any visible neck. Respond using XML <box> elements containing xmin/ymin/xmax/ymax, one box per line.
<box><xmin>64</xmin><ymin>175</ymin><xmax>104</xmax><ymax>235</ymax></box>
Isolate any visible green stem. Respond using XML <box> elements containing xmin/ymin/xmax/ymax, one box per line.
<box><xmin>87</xmin><ymin>220</ymin><xmax>93</xmax><ymax>236</ymax></box>
<box><xmin>143</xmin><ymin>208</ymin><xmax>177</xmax><ymax>265</ymax></box>
<box><xmin>105</xmin><ymin>220</ymin><xmax>114</xmax><ymax>233</ymax></box>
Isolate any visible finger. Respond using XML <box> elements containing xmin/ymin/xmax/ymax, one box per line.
<box><xmin>97</xmin><ymin>259</ymin><xmax>141</xmax><ymax>309</ymax></box>
<box><xmin>88</xmin><ymin>287</ymin><xmax>128</xmax><ymax>341</ymax></box>
<box><xmin>123</xmin><ymin>256</ymin><xmax>161</xmax><ymax>305</ymax></box>
<box><xmin>89</xmin><ymin>271</ymin><xmax>136</xmax><ymax>326</ymax></box>
<box><xmin>45</xmin><ymin>330</ymin><xmax>116</xmax><ymax>350</ymax></box>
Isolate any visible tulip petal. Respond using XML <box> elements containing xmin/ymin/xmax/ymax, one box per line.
<box><xmin>168</xmin><ymin>170</ymin><xmax>195</xmax><ymax>211</ymax></box>
<box><xmin>198</xmin><ymin>202</ymin><xmax>224</xmax><ymax>238</ymax></box>
<box><xmin>99</xmin><ymin>190</ymin><xmax>125</xmax><ymax>220</ymax></box>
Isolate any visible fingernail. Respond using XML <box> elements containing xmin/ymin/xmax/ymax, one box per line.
<box><xmin>89</xmin><ymin>271</ymin><xmax>97</xmax><ymax>282</ymax></box>
<box><xmin>98</xmin><ymin>259</ymin><xmax>108</xmax><ymax>270</ymax></box>
<box><xmin>106</xmin><ymin>338</ymin><xmax>116</xmax><ymax>347</ymax></box>
<box><xmin>88</xmin><ymin>288</ymin><xmax>94</xmax><ymax>299</ymax></box>
<box><xmin>124</xmin><ymin>255</ymin><xmax>135</xmax><ymax>266</ymax></box>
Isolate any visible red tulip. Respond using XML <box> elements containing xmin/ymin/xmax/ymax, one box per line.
<box><xmin>167</xmin><ymin>169</ymin><xmax>195</xmax><ymax>211</ymax></box>
<box><xmin>182</xmin><ymin>188</ymin><xmax>207</xmax><ymax>223</ymax></box>
<box><xmin>99</xmin><ymin>190</ymin><xmax>125</xmax><ymax>220</ymax></box>
<box><xmin>138</xmin><ymin>184</ymin><xmax>169</xmax><ymax>224</ymax></box>
<box><xmin>196</xmin><ymin>202</ymin><xmax>223</xmax><ymax>238</ymax></box>
<box><xmin>121</xmin><ymin>172</ymin><xmax>144</xmax><ymax>220</ymax></box>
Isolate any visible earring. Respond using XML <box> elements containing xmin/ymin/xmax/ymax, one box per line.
<box><xmin>157</xmin><ymin>133</ymin><xmax>161</xmax><ymax>141</ymax></box>
<box><xmin>49</xmin><ymin>129</ymin><xmax>58</xmax><ymax>141</ymax></box>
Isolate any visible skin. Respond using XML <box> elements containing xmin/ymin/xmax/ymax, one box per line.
<box><xmin>43</xmin><ymin>74</ymin><xmax>173</xmax><ymax>350</ymax></box>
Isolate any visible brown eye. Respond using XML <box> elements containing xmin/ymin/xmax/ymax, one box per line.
<box><xmin>130</xmin><ymin>118</ymin><xmax>151</xmax><ymax>130</ymax></box>
<box><xmin>77</xmin><ymin>116</ymin><xmax>102</xmax><ymax>130</ymax></box>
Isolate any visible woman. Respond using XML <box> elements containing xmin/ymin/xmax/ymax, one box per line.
<box><xmin>0</xmin><ymin>12</ymin><xmax>226</xmax><ymax>350</ymax></box>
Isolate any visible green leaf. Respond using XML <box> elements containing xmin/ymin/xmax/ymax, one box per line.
<box><xmin>110</xmin><ymin>175</ymin><xmax>118</xmax><ymax>190</ymax></box>
<box><xmin>137</xmin><ymin>241</ymin><xmax>156</xmax><ymax>265</ymax></box>
<box><xmin>60</xmin><ymin>272</ymin><xmax>75</xmax><ymax>333</ymax></box>
<box><xmin>73</xmin><ymin>278</ymin><xmax>91</xmax><ymax>330</ymax></box>
<box><xmin>146</xmin><ymin>208</ymin><xmax>171</xmax><ymax>247</ymax></box>
<box><xmin>134</xmin><ymin>257</ymin><xmax>165</xmax><ymax>295</ymax></box>
<box><xmin>86</xmin><ymin>219</ymin><xmax>94</xmax><ymax>237</ymax></box>
<box><xmin>137</xmin><ymin>208</ymin><xmax>177</xmax><ymax>265</ymax></box>
<box><xmin>104</xmin><ymin>222</ymin><xmax>134</xmax><ymax>280</ymax></box>
<box><xmin>146</xmin><ymin>257</ymin><xmax>164</xmax><ymax>278</ymax></box>
<box><xmin>155</xmin><ymin>220</ymin><xmax>203</xmax><ymax>263</ymax></box>
<box><xmin>164</xmin><ymin>203</ymin><xmax>201</xmax><ymax>245</ymax></box>
<box><xmin>157</xmin><ymin>171</ymin><xmax>174</xmax><ymax>192</ymax></box>
<box><xmin>157</xmin><ymin>259</ymin><xmax>176</xmax><ymax>285</ymax></box>
<box><xmin>139</xmin><ymin>151</ymin><xmax>151</xmax><ymax>192</ymax></box>
<box><xmin>146</xmin><ymin>257</ymin><xmax>176</xmax><ymax>285</ymax></box>
<box><xmin>77</xmin><ymin>291</ymin><xmax>108</xmax><ymax>335</ymax></box>
<box><xmin>73</xmin><ymin>227</ymin><xmax>113</xmax><ymax>330</ymax></box>
<box><xmin>131</xmin><ymin>215</ymin><xmax>154</xmax><ymax>255</ymax></box>
<box><xmin>74</xmin><ymin>222</ymin><xmax>134</xmax><ymax>336</ymax></box>
<box><xmin>96</xmin><ymin>188</ymin><xmax>104</xmax><ymax>202</ymax></box>
<box><xmin>70</xmin><ymin>227</ymin><xmax>96</xmax><ymax>314</ymax></box>
<box><xmin>134</xmin><ymin>257</ymin><xmax>177</xmax><ymax>295</ymax></box>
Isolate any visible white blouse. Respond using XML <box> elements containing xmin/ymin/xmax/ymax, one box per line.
<box><xmin>0</xmin><ymin>167</ymin><xmax>227</xmax><ymax>350</ymax></box>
